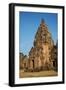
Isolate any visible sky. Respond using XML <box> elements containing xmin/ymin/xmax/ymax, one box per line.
<box><xmin>19</xmin><ymin>12</ymin><xmax>58</xmax><ymax>55</ymax></box>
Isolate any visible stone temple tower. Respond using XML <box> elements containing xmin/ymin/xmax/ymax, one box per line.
<box><xmin>28</xmin><ymin>19</ymin><xmax>54</xmax><ymax>71</ymax></box>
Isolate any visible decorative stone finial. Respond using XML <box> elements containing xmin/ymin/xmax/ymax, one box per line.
<box><xmin>41</xmin><ymin>19</ymin><xmax>45</xmax><ymax>24</ymax></box>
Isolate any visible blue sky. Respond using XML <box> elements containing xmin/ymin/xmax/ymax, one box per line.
<box><xmin>19</xmin><ymin>12</ymin><xmax>58</xmax><ymax>55</ymax></box>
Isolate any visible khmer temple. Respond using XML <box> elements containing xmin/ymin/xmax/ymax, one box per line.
<box><xmin>20</xmin><ymin>19</ymin><xmax>58</xmax><ymax>72</ymax></box>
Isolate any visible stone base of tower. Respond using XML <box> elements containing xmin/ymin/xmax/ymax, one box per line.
<box><xmin>27</xmin><ymin>63</ymin><xmax>56</xmax><ymax>72</ymax></box>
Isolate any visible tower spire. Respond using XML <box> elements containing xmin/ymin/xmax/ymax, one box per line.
<box><xmin>40</xmin><ymin>18</ymin><xmax>46</xmax><ymax>26</ymax></box>
<box><xmin>41</xmin><ymin>18</ymin><xmax>45</xmax><ymax>24</ymax></box>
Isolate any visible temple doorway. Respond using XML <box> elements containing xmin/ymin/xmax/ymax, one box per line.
<box><xmin>53</xmin><ymin>61</ymin><xmax>55</xmax><ymax>67</ymax></box>
<box><xmin>32</xmin><ymin>60</ymin><xmax>34</xmax><ymax>69</ymax></box>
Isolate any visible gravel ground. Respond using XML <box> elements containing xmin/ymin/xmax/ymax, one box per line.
<box><xmin>19</xmin><ymin>70</ymin><xmax>58</xmax><ymax>78</ymax></box>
